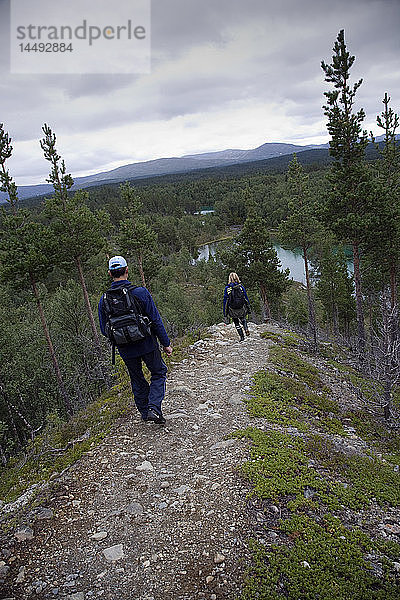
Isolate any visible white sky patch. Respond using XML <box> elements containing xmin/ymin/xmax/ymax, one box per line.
<box><xmin>10</xmin><ymin>99</ymin><xmax>332</xmax><ymax>185</ymax></box>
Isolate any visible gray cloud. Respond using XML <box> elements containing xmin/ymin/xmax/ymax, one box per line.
<box><xmin>0</xmin><ymin>0</ymin><xmax>399</xmax><ymax>183</ymax></box>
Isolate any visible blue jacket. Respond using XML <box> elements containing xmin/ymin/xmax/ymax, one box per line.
<box><xmin>98</xmin><ymin>280</ymin><xmax>170</xmax><ymax>359</ymax></box>
<box><xmin>223</xmin><ymin>282</ymin><xmax>250</xmax><ymax>316</ymax></box>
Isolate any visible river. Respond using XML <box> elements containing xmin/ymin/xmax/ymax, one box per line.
<box><xmin>196</xmin><ymin>242</ymin><xmax>353</xmax><ymax>285</ymax></box>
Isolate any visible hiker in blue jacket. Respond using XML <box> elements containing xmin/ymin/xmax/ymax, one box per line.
<box><xmin>98</xmin><ymin>256</ymin><xmax>172</xmax><ymax>424</ymax></box>
<box><xmin>223</xmin><ymin>272</ymin><xmax>251</xmax><ymax>341</ymax></box>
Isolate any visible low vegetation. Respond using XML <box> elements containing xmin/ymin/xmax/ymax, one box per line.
<box><xmin>236</xmin><ymin>333</ymin><xmax>400</xmax><ymax>600</ymax></box>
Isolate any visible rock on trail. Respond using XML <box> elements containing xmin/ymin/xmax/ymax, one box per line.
<box><xmin>0</xmin><ymin>322</ymin><xmax>275</xmax><ymax>600</ymax></box>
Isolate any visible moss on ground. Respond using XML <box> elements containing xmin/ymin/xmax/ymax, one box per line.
<box><xmin>260</xmin><ymin>330</ymin><xmax>307</xmax><ymax>350</ymax></box>
<box><xmin>260</xmin><ymin>331</ymin><xmax>283</xmax><ymax>343</ymax></box>
<box><xmin>234</xmin><ymin>427</ymin><xmax>400</xmax><ymax>511</ymax></box>
<box><xmin>327</xmin><ymin>359</ymin><xmax>381</xmax><ymax>403</ymax></box>
<box><xmin>238</xmin><ymin>335</ymin><xmax>400</xmax><ymax>600</ymax></box>
<box><xmin>242</xmin><ymin>514</ymin><xmax>400</xmax><ymax>600</ymax></box>
<box><xmin>0</xmin><ymin>384</ymin><xmax>129</xmax><ymax>503</ymax></box>
<box><xmin>246</xmin><ymin>369</ymin><xmax>339</xmax><ymax>435</ymax></box>
<box><xmin>268</xmin><ymin>345</ymin><xmax>325</xmax><ymax>390</ymax></box>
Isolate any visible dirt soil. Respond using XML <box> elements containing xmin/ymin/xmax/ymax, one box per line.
<box><xmin>0</xmin><ymin>322</ymin><xmax>273</xmax><ymax>600</ymax></box>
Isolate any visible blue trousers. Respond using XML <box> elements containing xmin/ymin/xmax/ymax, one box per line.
<box><xmin>123</xmin><ymin>347</ymin><xmax>167</xmax><ymax>418</ymax></box>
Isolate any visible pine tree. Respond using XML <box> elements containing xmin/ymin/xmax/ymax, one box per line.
<box><xmin>118</xmin><ymin>182</ymin><xmax>159</xmax><ymax>288</ymax></box>
<box><xmin>220</xmin><ymin>214</ymin><xmax>290</xmax><ymax>321</ymax></box>
<box><xmin>0</xmin><ymin>124</ymin><xmax>18</xmax><ymax>215</ymax></box>
<box><xmin>370</xmin><ymin>93</ymin><xmax>400</xmax><ymax>309</ymax></box>
<box><xmin>313</xmin><ymin>240</ymin><xmax>355</xmax><ymax>338</ymax></box>
<box><xmin>365</xmin><ymin>94</ymin><xmax>400</xmax><ymax>418</ymax></box>
<box><xmin>279</xmin><ymin>155</ymin><xmax>325</xmax><ymax>347</ymax></box>
<box><xmin>321</xmin><ymin>29</ymin><xmax>373</xmax><ymax>352</ymax></box>
<box><xmin>40</xmin><ymin>124</ymin><xmax>109</xmax><ymax>354</ymax></box>
<box><xmin>0</xmin><ymin>210</ymin><xmax>72</xmax><ymax>414</ymax></box>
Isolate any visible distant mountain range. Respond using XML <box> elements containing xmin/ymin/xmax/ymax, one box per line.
<box><xmin>0</xmin><ymin>141</ymin><xmax>329</xmax><ymax>203</ymax></box>
<box><xmin>1</xmin><ymin>134</ymin><xmax>396</xmax><ymax>203</ymax></box>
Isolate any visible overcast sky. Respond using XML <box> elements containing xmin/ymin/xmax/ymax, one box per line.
<box><xmin>1</xmin><ymin>0</ymin><xmax>399</xmax><ymax>185</ymax></box>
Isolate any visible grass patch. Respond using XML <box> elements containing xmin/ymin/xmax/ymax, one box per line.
<box><xmin>306</xmin><ymin>434</ymin><xmax>400</xmax><ymax>508</ymax></box>
<box><xmin>260</xmin><ymin>331</ymin><xmax>284</xmax><ymax>343</ymax></box>
<box><xmin>238</xmin><ymin>331</ymin><xmax>400</xmax><ymax>600</ymax></box>
<box><xmin>316</xmin><ymin>342</ymin><xmax>347</xmax><ymax>361</ymax></box>
<box><xmin>268</xmin><ymin>346</ymin><xmax>325</xmax><ymax>390</ymax></box>
<box><xmin>233</xmin><ymin>427</ymin><xmax>343</xmax><ymax>510</ymax></box>
<box><xmin>233</xmin><ymin>427</ymin><xmax>400</xmax><ymax>512</ymax></box>
<box><xmin>260</xmin><ymin>330</ymin><xmax>307</xmax><ymax>350</ymax></box>
<box><xmin>242</xmin><ymin>514</ymin><xmax>400</xmax><ymax>600</ymax></box>
<box><xmin>343</xmin><ymin>410</ymin><xmax>400</xmax><ymax>456</ymax></box>
<box><xmin>0</xmin><ymin>384</ymin><xmax>129</xmax><ymax>504</ymax></box>
<box><xmin>246</xmin><ymin>370</ymin><xmax>339</xmax><ymax>434</ymax></box>
<box><xmin>328</xmin><ymin>360</ymin><xmax>381</xmax><ymax>403</ymax></box>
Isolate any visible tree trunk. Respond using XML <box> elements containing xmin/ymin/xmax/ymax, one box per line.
<box><xmin>390</xmin><ymin>260</ymin><xmax>397</xmax><ymax>311</ymax></box>
<box><xmin>75</xmin><ymin>257</ymin><xmax>113</xmax><ymax>388</ymax></box>
<box><xmin>2</xmin><ymin>386</ymin><xmax>23</xmax><ymax>447</ymax></box>
<box><xmin>75</xmin><ymin>256</ymin><xmax>102</xmax><ymax>351</ymax></box>
<box><xmin>0</xmin><ymin>443</ymin><xmax>7</xmax><ymax>466</ymax></box>
<box><xmin>352</xmin><ymin>243</ymin><xmax>366</xmax><ymax>353</ymax></box>
<box><xmin>30</xmin><ymin>273</ymin><xmax>72</xmax><ymax>414</ymax></box>
<box><xmin>303</xmin><ymin>246</ymin><xmax>317</xmax><ymax>348</ymax></box>
<box><xmin>260</xmin><ymin>283</ymin><xmax>271</xmax><ymax>322</ymax></box>
<box><xmin>382</xmin><ymin>298</ymin><xmax>395</xmax><ymax>420</ymax></box>
<box><xmin>137</xmin><ymin>252</ymin><xmax>147</xmax><ymax>288</ymax></box>
<box><xmin>332</xmin><ymin>303</ymin><xmax>339</xmax><ymax>337</ymax></box>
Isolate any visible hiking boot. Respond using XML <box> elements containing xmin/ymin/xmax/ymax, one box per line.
<box><xmin>147</xmin><ymin>408</ymin><xmax>166</xmax><ymax>424</ymax></box>
<box><xmin>245</xmin><ymin>328</ymin><xmax>250</xmax><ymax>336</ymax></box>
<box><xmin>236</xmin><ymin>326</ymin><xmax>245</xmax><ymax>341</ymax></box>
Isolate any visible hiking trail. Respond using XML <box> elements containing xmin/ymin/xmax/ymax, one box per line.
<box><xmin>1</xmin><ymin>322</ymin><xmax>274</xmax><ymax>600</ymax></box>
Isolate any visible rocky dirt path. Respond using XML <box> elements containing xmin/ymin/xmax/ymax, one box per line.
<box><xmin>1</xmin><ymin>322</ymin><xmax>273</xmax><ymax>600</ymax></box>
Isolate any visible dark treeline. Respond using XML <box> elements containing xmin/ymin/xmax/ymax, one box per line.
<box><xmin>0</xmin><ymin>29</ymin><xmax>399</xmax><ymax>464</ymax></box>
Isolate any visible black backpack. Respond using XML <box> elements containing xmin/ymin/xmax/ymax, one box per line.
<box><xmin>228</xmin><ymin>284</ymin><xmax>246</xmax><ymax>309</ymax></box>
<box><xmin>102</xmin><ymin>284</ymin><xmax>152</xmax><ymax>346</ymax></box>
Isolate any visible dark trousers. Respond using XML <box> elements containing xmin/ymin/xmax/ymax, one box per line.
<box><xmin>123</xmin><ymin>347</ymin><xmax>167</xmax><ymax>418</ymax></box>
<box><xmin>232</xmin><ymin>316</ymin><xmax>248</xmax><ymax>338</ymax></box>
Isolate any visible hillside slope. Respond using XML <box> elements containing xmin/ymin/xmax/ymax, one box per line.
<box><xmin>1</xmin><ymin>322</ymin><xmax>399</xmax><ymax>600</ymax></box>
<box><xmin>0</xmin><ymin>142</ymin><xmax>328</xmax><ymax>203</ymax></box>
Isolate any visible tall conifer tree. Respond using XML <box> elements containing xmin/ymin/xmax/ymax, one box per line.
<box><xmin>279</xmin><ymin>155</ymin><xmax>324</xmax><ymax>347</ymax></box>
<box><xmin>321</xmin><ymin>29</ymin><xmax>373</xmax><ymax>352</ymax></box>
<box><xmin>0</xmin><ymin>210</ymin><xmax>72</xmax><ymax>413</ymax></box>
<box><xmin>0</xmin><ymin>124</ymin><xmax>18</xmax><ymax>215</ymax></box>
<box><xmin>371</xmin><ymin>93</ymin><xmax>400</xmax><ymax>309</ymax></box>
<box><xmin>0</xmin><ymin>126</ymin><xmax>71</xmax><ymax>412</ymax></box>
<box><xmin>40</xmin><ymin>124</ymin><xmax>108</xmax><ymax>354</ymax></box>
<box><xmin>220</xmin><ymin>204</ymin><xmax>289</xmax><ymax>321</ymax></box>
<box><xmin>118</xmin><ymin>182</ymin><xmax>158</xmax><ymax>288</ymax></box>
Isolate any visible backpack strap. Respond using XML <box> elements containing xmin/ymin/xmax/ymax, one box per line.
<box><xmin>102</xmin><ymin>291</ymin><xmax>112</xmax><ymax>315</ymax></box>
<box><xmin>123</xmin><ymin>284</ymin><xmax>146</xmax><ymax>316</ymax></box>
<box><xmin>103</xmin><ymin>284</ymin><xmax>148</xmax><ymax>325</ymax></box>
<box><xmin>103</xmin><ymin>284</ymin><xmax>139</xmax><ymax>313</ymax></box>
